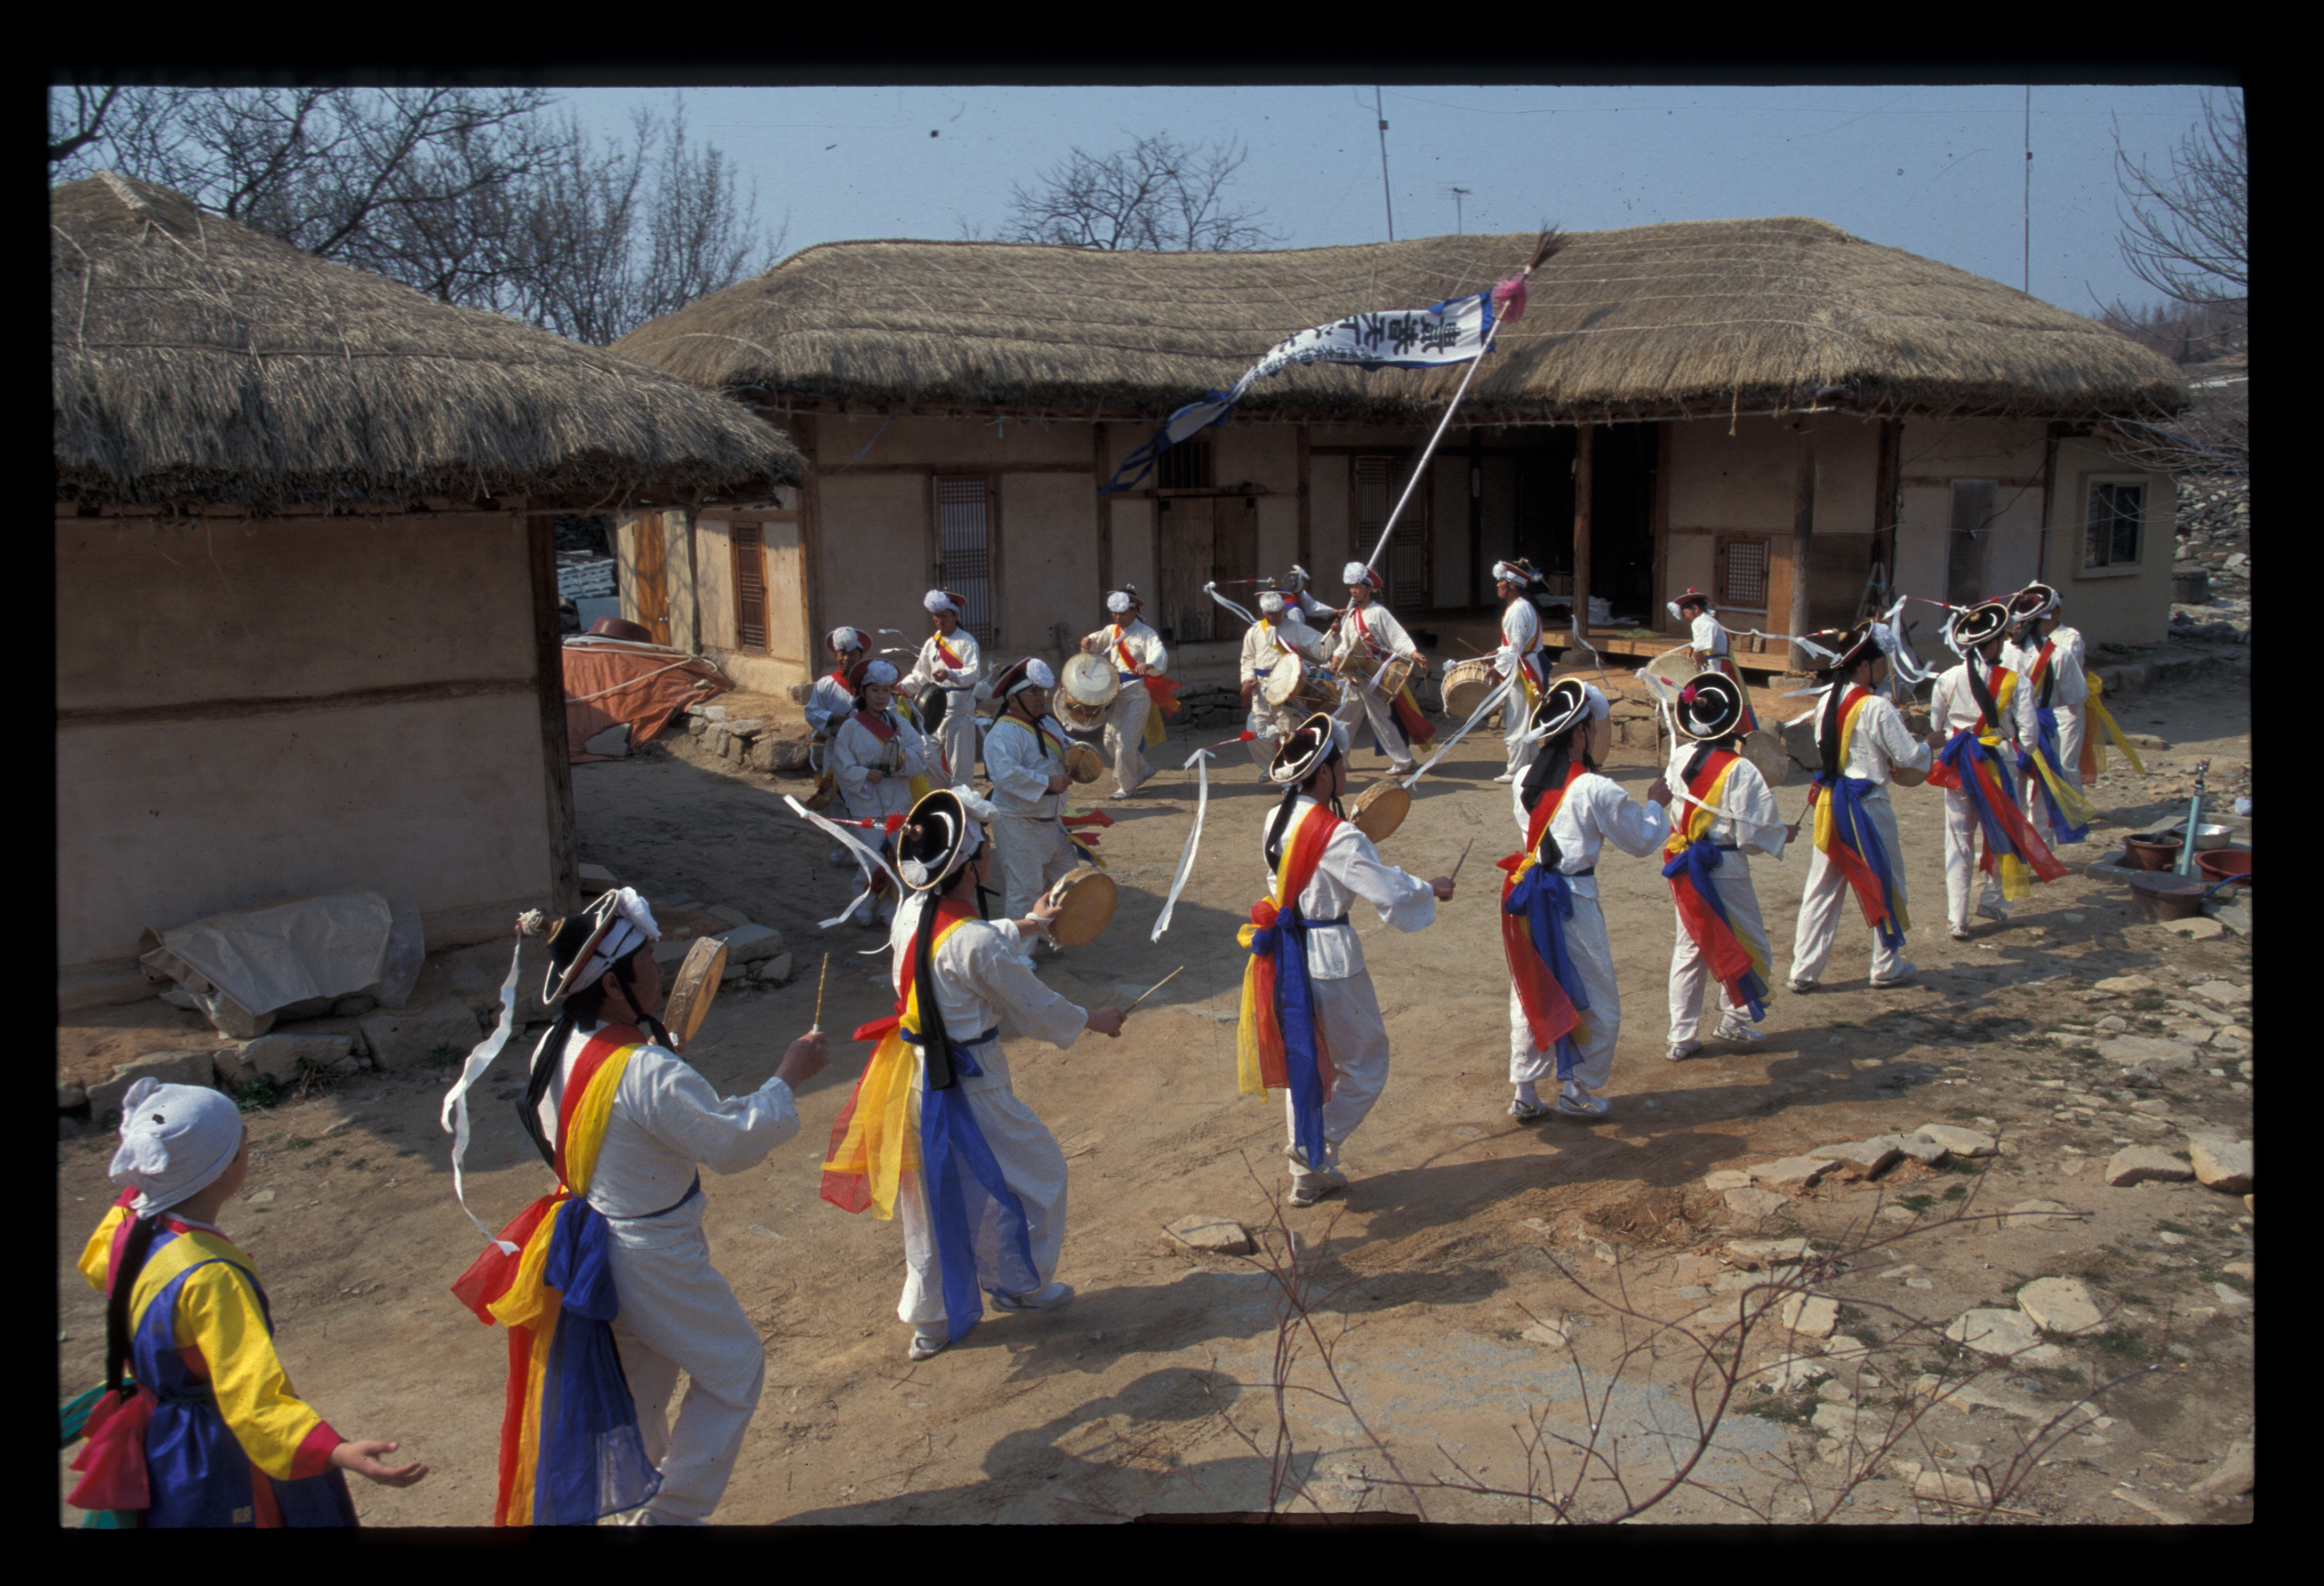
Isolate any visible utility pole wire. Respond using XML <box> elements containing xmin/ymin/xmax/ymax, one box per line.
<box><xmin>1374</xmin><ymin>87</ymin><xmax>1395</xmax><ymax>241</ymax></box>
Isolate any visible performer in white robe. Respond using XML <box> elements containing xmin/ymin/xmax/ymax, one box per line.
<box><xmin>1503</xmin><ymin>682</ymin><xmax>1673</xmax><ymax>1119</ymax></box>
<box><xmin>1281</xmin><ymin>564</ymin><xmax>1338</xmax><ymax>629</ymax></box>
<box><xmin>1080</xmin><ymin>588</ymin><xmax>1170</xmax><ymax>798</ymax></box>
<box><xmin>1492</xmin><ymin>559</ymin><xmax>1552</xmax><ymax>782</ymax></box>
<box><xmin>981</xmin><ymin>657</ymin><xmax>1082</xmax><ymax>925</ymax></box>
<box><xmin>1928</xmin><ymin>601</ymin><xmax>2042</xmax><ymax>938</ymax></box>
<box><xmin>805</xmin><ymin>627</ymin><xmax>872</xmax><ymax>863</ymax></box>
<box><xmin>858</xmin><ymin>790</ymin><xmax>1124</xmax><ymax>1362</ymax></box>
<box><xmin>830</xmin><ymin>659</ymin><xmax>934</xmax><ymax>925</ymax></box>
<box><xmin>1240</xmin><ymin>591</ymin><xmax>1329</xmax><ymax>768</ymax></box>
<box><xmin>1247</xmin><ymin>715</ymin><xmax>1453</xmax><ymax>1206</ymax></box>
<box><xmin>2002</xmin><ymin>581</ymin><xmax>2089</xmax><ymax>827</ymax></box>
<box><xmin>904</xmin><ymin>590</ymin><xmax>983</xmax><ymax>784</ymax></box>
<box><xmin>1671</xmin><ymin>588</ymin><xmax>1761</xmax><ymax>736</ymax></box>
<box><xmin>1660</xmin><ymin>673</ymin><xmax>1791</xmax><ymax>1060</ymax></box>
<box><xmin>1330</xmin><ymin>561</ymin><xmax>1427</xmax><ymax>777</ymax></box>
<box><xmin>513</xmin><ymin>888</ymin><xmax>828</xmax><ymax>1524</ymax></box>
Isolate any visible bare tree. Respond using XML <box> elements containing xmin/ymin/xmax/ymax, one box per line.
<box><xmin>2114</xmin><ymin>91</ymin><xmax>2245</xmax><ymax>338</ymax></box>
<box><xmin>47</xmin><ymin>87</ymin><xmax>780</xmax><ymax>343</ymax></box>
<box><xmin>1003</xmin><ymin>133</ymin><xmax>1279</xmax><ymax>252</ymax></box>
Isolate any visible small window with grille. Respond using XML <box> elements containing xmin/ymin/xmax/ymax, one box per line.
<box><xmin>934</xmin><ymin>477</ymin><xmax>998</xmax><ymax>647</ymax></box>
<box><xmin>733</xmin><ymin>524</ymin><xmax>766</xmax><ymax>650</ymax></box>
<box><xmin>1718</xmin><ymin>537</ymin><xmax>1770</xmax><ymax>610</ymax></box>
<box><xmin>2084</xmin><ymin>480</ymin><xmax>2145</xmax><ymax>569</ymax></box>
<box><xmin>1157</xmin><ymin>440</ymin><xmax>1213</xmax><ymax>491</ymax></box>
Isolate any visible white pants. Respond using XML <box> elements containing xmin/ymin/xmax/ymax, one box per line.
<box><xmin>1509</xmin><ymin>892</ymin><xmax>1619</xmax><ymax>1090</ymax></box>
<box><xmin>1103</xmin><ymin>685</ymin><xmax>1153</xmax><ymax>794</ymax></box>
<box><xmin>931</xmin><ymin>691</ymin><xmax>979</xmax><ymax>784</ymax></box>
<box><xmin>1251</xmin><ymin>695</ymin><xmax>1304</xmax><ymax>767</ymax></box>
<box><xmin>896</xmin><ymin>1070</ymin><xmax>1070</xmax><ymax>1326</ymax></box>
<box><xmin>1347</xmin><ymin>680</ymin><xmax>1417</xmax><ymax>770</ymax></box>
<box><xmin>1942</xmin><ymin>785</ymin><xmax>2008</xmax><ymax>928</ymax></box>
<box><xmin>1288</xmin><ymin>974</ymin><xmax>1393</xmax><ymax>1180</ymax></box>
<box><xmin>995</xmin><ymin>812</ymin><xmax>1078</xmax><ymax>921</ymax></box>
<box><xmin>1501</xmin><ymin>667</ymin><xmax>1543</xmax><ymax>776</ymax></box>
<box><xmin>606</xmin><ymin>1204</ymin><xmax>765</xmax><ymax>1524</ymax></box>
<box><xmin>1789</xmin><ymin>791</ymin><xmax>1910</xmax><ymax>985</ymax></box>
<box><xmin>1668</xmin><ymin>859</ymin><xmax>1770</xmax><ymax>1044</ymax></box>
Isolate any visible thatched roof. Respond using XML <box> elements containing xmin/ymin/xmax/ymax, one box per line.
<box><xmin>54</xmin><ymin>173</ymin><xmax>805</xmax><ymax>512</ymax></box>
<box><xmin>613</xmin><ymin>218</ymin><xmax>2186</xmax><ymax>425</ymax></box>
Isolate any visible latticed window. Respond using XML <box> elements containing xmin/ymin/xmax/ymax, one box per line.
<box><xmin>1719</xmin><ymin>538</ymin><xmax>1769</xmax><ymax>608</ymax></box>
<box><xmin>732</xmin><ymin>524</ymin><xmax>766</xmax><ymax>650</ymax></box>
<box><xmin>1355</xmin><ymin>455</ymin><xmax>1429</xmax><ymax>610</ymax></box>
<box><xmin>934</xmin><ymin>477</ymin><xmax>998</xmax><ymax>647</ymax></box>
<box><xmin>2085</xmin><ymin>481</ymin><xmax>2145</xmax><ymax>568</ymax></box>
<box><xmin>1157</xmin><ymin>440</ymin><xmax>1213</xmax><ymax>491</ymax></box>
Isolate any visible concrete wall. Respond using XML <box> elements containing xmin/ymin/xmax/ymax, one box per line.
<box><xmin>1309</xmin><ymin>454</ymin><xmax>1352</xmax><ymax>580</ymax></box>
<box><xmin>55</xmin><ymin>511</ymin><xmax>556</xmax><ymax>970</ymax></box>
<box><xmin>1002</xmin><ymin>472</ymin><xmax>1103</xmax><ymax>656</ymax></box>
<box><xmin>2045</xmin><ymin>435</ymin><xmax>2177</xmax><ymax>649</ymax></box>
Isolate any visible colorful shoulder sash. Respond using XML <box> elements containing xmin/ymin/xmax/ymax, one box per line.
<box><xmin>1661</xmin><ymin>751</ymin><xmax>1771</xmax><ymax>1022</ymax></box>
<box><xmin>1808</xmin><ymin>688</ymin><xmax>1911</xmax><ymax>949</ymax></box>
<box><xmin>1928</xmin><ymin>676</ymin><xmax>2069</xmax><ymax>900</ymax></box>
<box><xmin>1497</xmin><ymin>764</ymin><xmax>1592</xmax><ymax>1078</ymax></box>
<box><xmin>1237</xmin><ymin>802</ymin><xmax>1342</xmax><ymax>1170</ymax></box>
<box><xmin>2017</xmin><ymin>642</ymin><xmax>2097</xmax><ymax>844</ymax></box>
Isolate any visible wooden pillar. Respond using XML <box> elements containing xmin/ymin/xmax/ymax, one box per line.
<box><xmin>1874</xmin><ymin>417</ymin><xmax>1902</xmax><ymax>597</ymax></box>
<box><xmin>526</xmin><ymin>511</ymin><xmax>579</xmax><ymax>914</ymax></box>
<box><xmin>1788</xmin><ymin>419</ymin><xmax>1817</xmax><ymax>671</ymax></box>
<box><xmin>1296</xmin><ymin>424</ymin><xmax>1313</xmax><ymax>574</ymax></box>
<box><xmin>1466</xmin><ymin>427</ymin><xmax>1482</xmax><ymax>610</ymax></box>
<box><xmin>1573</xmin><ymin>423</ymin><xmax>1594</xmax><ymax>646</ymax></box>
<box><xmin>1093</xmin><ymin>420</ymin><xmax>1113</xmax><ymax>592</ymax></box>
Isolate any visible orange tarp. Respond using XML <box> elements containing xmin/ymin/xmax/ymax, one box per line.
<box><xmin>561</xmin><ymin>640</ymin><xmax>732</xmax><ymax>762</ymax></box>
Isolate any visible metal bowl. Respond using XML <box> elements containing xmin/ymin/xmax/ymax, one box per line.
<box><xmin>2150</xmin><ymin>822</ymin><xmax>2235</xmax><ymax>852</ymax></box>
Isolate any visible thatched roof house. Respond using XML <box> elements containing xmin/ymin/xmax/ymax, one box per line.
<box><xmin>613</xmin><ymin>218</ymin><xmax>2185</xmax><ymax>425</ymax></box>
<box><xmin>55</xmin><ymin>172</ymin><xmax>805</xmax><ymax>1003</ymax></box>
<box><xmin>604</xmin><ymin>220</ymin><xmax>2187</xmax><ymax>703</ymax></box>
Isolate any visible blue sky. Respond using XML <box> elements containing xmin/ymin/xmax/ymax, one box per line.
<box><xmin>558</xmin><ymin>82</ymin><xmax>2236</xmax><ymax>319</ymax></box>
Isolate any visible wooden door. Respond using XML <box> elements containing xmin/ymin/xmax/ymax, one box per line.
<box><xmin>628</xmin><ymin>511</ymin><xmax>671</xmax><ymax>646</ymax></box>
<box><xmin>1157</xmin><ymin>496</ymin><xmax>1213</xmax><ymax>642</ymax></box>
<box><xmin>1355</xmin><ymin>457</ymin><xmax>1431</xmax><ymax>612</ymax></box>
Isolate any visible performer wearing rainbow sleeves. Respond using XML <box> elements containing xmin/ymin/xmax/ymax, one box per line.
<box><xmin>72</xmin><ymin>1080</ymin><xmax>424</xmax><ymax>1526</ymax></box>
<box><xmin>1788</xmin><ymin>620</ymin><xmax>1931</xmax><ymax>993</ymax></box>
<box><xmin>1501</xmin><ymin>680</ymin><xmax>1673</xmax><ymax>1120</ymax></box>
<box><xmin>1241</xmin><ymin>713</ymin><xmax>1451</xmax><ymax>1204</ymax></box>
<box><xmin>1928</xmin><ymin>600</ymin><xmax>2068</xmax><ymax>936</ymax></box>
<box><xmin>824</xmin><ymin>788</ymin><xmax>1125</xmax><ymax>1362</ymax></box>
<box><xmin>1660</xmin><ymin>672</ymin><xmax>1788</xmax><ymax>1062</ymax></box>
<box><xmin>447</xmin><ymin>888</ymin><xmax>826</xmax><ymax>1524</ymax></box>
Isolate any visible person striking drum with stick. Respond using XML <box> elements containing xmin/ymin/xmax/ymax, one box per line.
<box><xmin>1330</xmin><ymin>562</ymin><xmax>1433</xmax><ymax>777</ymax></box>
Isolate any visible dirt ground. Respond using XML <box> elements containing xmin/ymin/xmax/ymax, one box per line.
<box><xmin>57</xmin><ymin>662</ymin><xmax>2253</xmax><ymax>1527</ymax></box>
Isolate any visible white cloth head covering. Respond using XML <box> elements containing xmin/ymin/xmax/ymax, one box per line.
<box><xmin>1258</xmin><ymin>590</ymin><xmax>1286</xmax><ymax>615</ymax></box>
<box><xmin>828</xmin><ymin>626</ymin><xmax>867</xmax><ymax>654</ymax></box>
<box><xmin>110</xmin><ymin>1078</ymin><xmax>243</xmax><ymax>1217</ymax></box>
<box><xmin>1106</xmin><ymin>591</ymin><xmax>1136</xmax><ymax>614</ymax></box>
<box><xmin>862</xmin><ymin>658</ymin><xmax>900</xmax><ymax>687</ymax></box>
<box><xmin>1492</xmin><ymin>560</ymin><xmax>1530</xmax><ymax>585</ymax></box>
<box><xmin>1002</xmin><ymin>657</ymin><xmax>1055</xmax><ymax>697</ymax></box>
<box><xmin>1285</xmin><ymin>565</ymin><xmax>1311</xmax><ymax>588</ymax></box>
<box><xmin>1342</xmin><ymin>561</ymin><xmax>1380</xmax><ymax>588</ymax></box>
<box><xmin>924</xmin><ymin>590</ymin><xmax>962</xmax><ymax>616</ymax></box>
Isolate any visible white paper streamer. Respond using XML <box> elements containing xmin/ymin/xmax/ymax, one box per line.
<box><xmin>1204</xmin><ymin>582</ymin><xmax>1260</xmax><ymax>630</ymax></box>
<box><xmin>782</xmin><ymin>794</ymin><xmax>903</xmax><ymax>928</ymax></box>
<box><xmin>439</xmin><ymin>943</ymin><xmax>530</xmax><ymax>1254</ymax></box>
<box><xmin>1151</xmin><ymin>744</ymin><xmax>1219</xmax><ymax>941</ymax></box>
<box><xmin>1400</xmin><ymin>669</ymin><xmax>1519</xmax><ymax>788</ymax></box>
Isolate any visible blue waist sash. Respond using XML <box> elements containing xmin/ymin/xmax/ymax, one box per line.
<box><xmin>900</xmin><ymin>1025</ymin><xmax>1038</xmax><ymax>1342</ymax></box>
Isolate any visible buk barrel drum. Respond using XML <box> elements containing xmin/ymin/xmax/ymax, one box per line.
<box><xmin>1063</xmin><ymin>741</ymin><xmax>1107</xmax><ymax>785</ymax></box>
<box><xmin>660</xmin><ymin>936</ymin><xmax>728</xmax><ymax>1051</ymax></box>
<box><xmin>1439</xmin><ymin>658</ymin><xmax>1499</xmax><ymax>720</ymax></box>
<box><xmin>1059</xmin><ymin>652</ymin><xmax>1120</xmax><ymax>732</ymax></box>
<box><xmin>1373</xmin><ymin>652</ymin><xmax>1418</xmax><ymax>703</ymax></box>
<box><xmin>1890</xmin><ymin>760</ymin><xmax>1930</xmax><ymax>788</ymax></box>
<box><xmin>1042</xmin><ymin>866</ymin><xmax>1117</xmax><ymax>948</ymax></box>
<box><xmin>1348</xmin><ymin>779</ymin><xmax>1411</xmax><ymax>844</ymax></box>
<box><xmin>1296</xmin><ymin>671</ymin><xmax>1345</xmax><ymax>715</ymax></box>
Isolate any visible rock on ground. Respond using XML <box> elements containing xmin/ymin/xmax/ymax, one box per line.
<box><xmin>1724</xmin><ymin>1187</ymin><xmax>1791</xmax><ymax>1219</ymax></box>
<box><xmin>2105</xmin><ymin>1147</ymin><xmax>2194</xmax><ymax>1187</ymax></box>
<box><xmin>86</xmin><ymin>1050</ymin><xmax>219</xmax><ymax>1122</ymax></box>
<box><xmin>216</xmin><ymin>1033</ymin><xmax>357</xmax><ymax>1091</ymax></box>
<box><xmin>1781</xmin><ymin>1294</ymin><xmax>1840</xmax><ymax>1338</ymax></box>
<box><xmin>1165</xmin><ymin>1213</ymin><xmax>1254</xmax><ymax>1255</ymax></box>
<box><xmin>2016</xmin><ymin>1277</ymin><xmax>2105</xmax><ymax>1336</ymax></box>
<box><xmin>2095</xmin><ymin>1035</ymin><xmax>2205</xmax><ymax>1072</ymax></box>
<box><xmin>2186</xmin><ymin>1137</ymin><xmax>2253</xmax><ymax>1195</ymax></box>
<box><xmin>1913</xmin><ymin>1124</ymin><xmax>1996</xmax><ymax>1157</ymax></box>
<box><xmin>1808</xmin><ymin>1139</ymin><xmax>1903</xmax><ymax>1178</ymax></box>
<box><xmin>1942</xmin><ymin>1308</ymin><xmax>2064</xmax><ymax>1364</ymax></box>
<box><xmin>1745</xmin><ymin>1156</ymin><xmax>1834</xmax><ymax>1193</ymax></box>
<box><xmin>2188</xmin><ymin>1436</ymin><xmax>2254</xmax><ymax>1498</ymax></box>
<box><xmin>357</xmin><ymin>998</ymin><xmax>483</xmax><ymax>1073</ymax></box>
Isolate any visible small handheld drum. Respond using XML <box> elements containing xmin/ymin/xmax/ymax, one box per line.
<box><xmin>1042</xmin><ymin>866</ymin><xmax>1117</xmax><ymax>947</ymax></box>
<box><xmin>661</xmin><ymin>936</ymin><xmax>728</xmax><ymax>1051</ymax></box>
<box><xmin>1063</xmin><ymin>741</ymin><xmax>1106</xmax><ymax>785</ymax></box>
<box><xmin>1348</xmin><ymin>779</ymin><xmax>1411</xmax><ymax>843</ymax></box>
<box><xmin>1891</xmin><ymin>761</ymin><xmax>1931</xmax><ymax>788</ymax></box>
<box><xmin>1440</xmin><ymin>658</ymin><xmax>1499</xmax><ymax>719</ymax></box>
<box><xmin>1261</xmin><ymin>651</ymin><xmax>1308</xmax><ymax>707</ymax></box>
<box><xmin>1741</xmin><ymin>727</ymin><xmax>1793</xmax><ymax>791</ymax></box>
<box><xmin>1374</xmin><ymin>652</ymin><xmax>1418</xmax><ymax>701</ymax></box>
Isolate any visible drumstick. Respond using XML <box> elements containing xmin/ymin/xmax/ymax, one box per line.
<box><xmin>1447</xmin><ymin>836</ymin><xmax>1475</xmax><ymax>887</ymax></box>
<box><xmin>810</xmin><ymin>952</ymin><xmax>829</xmax><ymax>1035</ymax></box>
<box><xmin>1121</xmin><ymin>965</ymin><xmax>1184</xmax><ymax>1016</ymax></box>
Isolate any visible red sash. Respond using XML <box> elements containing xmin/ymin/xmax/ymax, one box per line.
<box><xmin>933</xmin><ymin>633</ymin><xmax>965</xmax><ymax>672</ymax></box>
<box><xmin>1498</xmin><ymin>764</ymin><xmax>1589</xmax><ymax>1050</ymax></box>
<box><xmin>852</xmin><ymin>708</ymin><xmax>898</xmax><ymax>742</ymax></box>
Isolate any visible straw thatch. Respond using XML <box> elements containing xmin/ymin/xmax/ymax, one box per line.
<box><xmin>54</xmin><ymin>173</ymin><xmax>805</xmax><ymax>512</ymax></box>
<box><xmin>613</xmin><ymin>218</ymin><xmax>2186</xmax><ymax>424</ymax></box>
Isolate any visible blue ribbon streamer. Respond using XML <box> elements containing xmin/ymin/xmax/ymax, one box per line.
<box><xmin>1814</xmin><ymin>771</ymin><xmax>1909</xmax><ymax>952</ymax></box>
<box><xmin>906</xmin><ymin>1028</ymin><xmax>1042</xmax><ymax>1344</ymax></box>
<box><xmin>1937</xmin><ymin>733</ymin><xmax>2026</xmax><ymax>858</ymax></box>
<box><xmin>1245</xmin><ymin>909</ymin><xmax>1331</xmax><ymax>1172</ymax></box>
<box><xmin>536</xmin><ymin>1197</ymin><xmax>661</xmax><ymax>1525</ymax></box>
<box><xmin>1503</xmin><ymin>865</ymin><xmax>1589</xmax><ymax>1082</ymax></box>
<box><xmin>2021</xmin><ymin>706</ymin><xmax>2091</xmax><ymax>844</ymax></box>
<box><xmin>1660</xmin><ymin>838</ymin><xmax>1771</xmax><ymax>1022</ymax></box>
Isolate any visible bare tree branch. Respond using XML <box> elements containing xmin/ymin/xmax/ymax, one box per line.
<box><xmin>1003</xmin><ymin>133</ymin><xmax>1281</xmax><ymax>252</ymax></box>
<box><xmin>2114</xmin><ymin>91</ymin><xmax>2246</xmax><ymax>327</ymax></box>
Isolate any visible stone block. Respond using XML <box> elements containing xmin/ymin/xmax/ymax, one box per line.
<box><xmin>1745</xmin><ymin>1156</ymin><xmax>1834</xmax><ymax>1193</ymax></box>
<box><xmin>331</xmin><ymin>994</ymin><xmax>377</xmax><ymax>1018</ymax></box>
<box><xmin>1913</xmin><ymin>1123</ymin><xmax>1997</xmax><ymax>1157</ymax></box>
<box><xmin>1726</xmin><ymin>1237</ymin><xmax>1815</xmax><ymax>1266</ymax></box>
<box><xmin>2187</xmin><ymin>980</ymin><xmax>2252</xmax><ymax>1011</ymax></box>
<box><xmin>578</xmin><ymin>862</ymin><xmax>618</xmax><ymax>894</ymax></box>
<box><xmin>1879</xmin><ymin>1132</ymin><xmax>1950</xmax><ymax>1166</ymax></box>
<box><xmin>750</xmin><ymin>952</ymin><xmax>796</xmax><ymax>986</ymax></box>
<box><xmin>1166</xmin><ymin>1213</ymin><xmax>1254</xmax><ymax>1255</ymax></box>
<box><xmin>58</xmin><ymin>1079</ymin><xmax>88</xmax><ymax>1111</ymax></box>
<box><xmin>217</xmin><ymin>1033</ymin><xmax>356</xmax><ymax>1091</ymax></box>
<box><xmin>707</xmin><ymin>905</ymin><xmax>752</xmax><ymax>929</ymax></box>
<box><xmin>1724</xmin><ymin>1187</ymin><xmax>1791</xmax><ymax>1219</ymax></box>
<box><xmin>1914</xmin><ymin>1470</ymin><xmax>1995</xmax><ymax>1507</ymax></box>
<box><xmin>1782</xmin><ymin>1294</ymin><xmax>1840</xmax><ymax>1338</ymax></box>
<box><xmin>2104</xmin><ymin>1146</ymin><xmax>2193</xmax><ymax>1187</ymax></box>
<box><xmin>2000</xmin><ymin>1200</ymin><xmax>2082</xmax><ymax>1229</ymax></box>
<box><xmin>358</xmin><ymin>997</ymin><xmax>483</xmax><ymax>1073</ymax></box>
<box><xmin>1808</xmin><ymin>1139</ymin><xmax>1902</xmax><ymax>1179</ymax></box>
<box><xmin>583</xmin><ymin>724</ymin><xmax>630</xmax><ymax>757</ymax></box>
<box><xmin>2091</xmin><ymin>975</ymin><xmax>2156</xmax><ymax>995</ymax></box>
<box><xmin>2187</xmin><ymin>1137</ymin><xmax>2253</xmax><ymax>1195</ymax></box>
<box><xmin>2017</xmin><ymin>1277</ymin><xmax>2105</xmax><ymax>1336</ymax></box>
<box><xmin>87</xmin><ymin>1051</ymin><xmax>220</xmax><ymax>1123</ymax></box>
<box><xmin>1944</xmin><ymin>1307</ymin><xmax>2059</xmax><ymax>1361</ymax></box>
<box><xmin>716</xmin><ymin>922</ymin><xmax>785</xmax><ymax>965</ymax></box>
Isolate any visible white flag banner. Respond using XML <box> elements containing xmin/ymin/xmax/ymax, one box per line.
<box><xmin>1103</xmin><ymin>292</ymin><xmax>1497</xmax><ymax>494</ymax></box>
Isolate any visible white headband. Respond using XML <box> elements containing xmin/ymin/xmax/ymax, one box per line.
<box><xmin>1493</xmin><ymin>561</ymin><xmax>1529</xmax><ymax>584</ymax></box>
<box><xmin>862</xmin><ymin>659</ymin><xmax>899</xmax><ymax>688</ymax></box>
<box><xmin>1342</xmin><ymin>561</ymin><xmax>1379</xmax><ymax>587</ymax></box>
<box><xmin>827</xmin><ymin>626</ymin><xmax>864</xmax><ymax>653</ymax></box>
<box><xmin>110</xmin><ymin>1078</ymin><xmax>243</xmax><ymax>1218</ymax></box>
<box><xmin>1005</xmin><ymin>659</ymin><xmax>1055</xmax><ymax>696</ymax></box>
<box><xmin>1106</xmin><ymin>592</ymin><xmax>1135</xmax><ymax>614</ymax></box>
<box><xmin>924</xmin><ymin>590</ymin><xmax>961</xmax><ymax>616</ymax></box>
<box><xmin>1258</xmin><ymin>591</ymin><xmax>1285</xmax><ymax>614</ymax></box>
